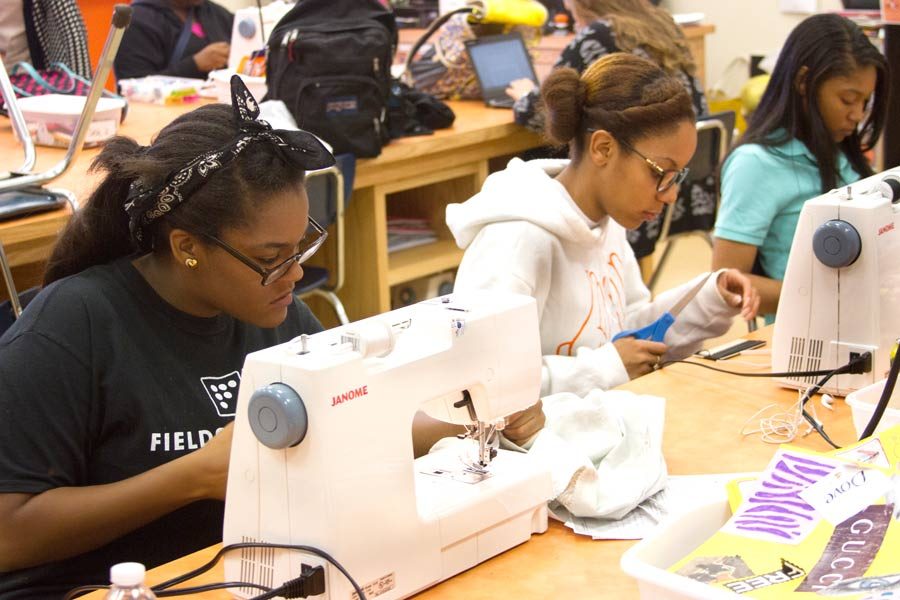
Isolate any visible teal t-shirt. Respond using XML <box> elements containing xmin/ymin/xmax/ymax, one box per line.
<box><xmin>715</xmin><ymin>134</ymin><xmax>860</xmax><ymax>282</ymax></box>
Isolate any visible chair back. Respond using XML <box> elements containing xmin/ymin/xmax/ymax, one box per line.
<box><xmin>645</xmin><ymin>110</ymin><xmax>735</xmax><ymax>291</ymax></box>
<box><xmin>657</xmin><ymin>110</ymin><xmax>735</xmax><ymax>243</ymax></box>
<box><xmin>304</xmin><ymin>162</ymin><xmax>346</xmax><ymax>293</ymax></box>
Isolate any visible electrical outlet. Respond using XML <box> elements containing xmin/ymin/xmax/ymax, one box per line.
<box><xmin>829</xmin><ymin>341</ymin><xmax>877</xmax><ymax>395</ymax></box>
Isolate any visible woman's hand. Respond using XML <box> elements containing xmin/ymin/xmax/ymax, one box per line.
<box><xmin>193</xmin><ymin>41</ymin><xmax>230</xmax><ymax>72</ymax></box>
<box><xmin>194</xmin><ymin>423</ymin><xmax>234</xmax><ymax>500</ymax></box>
<box><xmin>716</xmin><ymin>269</ymin><xmax>760</xmax><ymax>320</ymax></box>
<box><xmin>504</xmin><ymin>400</ymin><xmax>545</xmax><ymax>447</ymax></box>
<box><xmin>613</xmin><ymin>337</ymin><xmax>667</xmax><ymax>379</ymax></box>
<box><xmin>505</xmin><ymin>78</ymin><xmax>536</xmax><ymax>101</ymax></box>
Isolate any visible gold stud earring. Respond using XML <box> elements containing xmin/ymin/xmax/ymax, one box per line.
<box><xmin>185</xmin><ymin>257</ymin><xmax>198</xmax><ymax>269</ymax></box>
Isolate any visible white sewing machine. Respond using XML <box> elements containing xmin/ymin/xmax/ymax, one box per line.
<box><xmin>227</xmin><ymin>1</ymin><xmax>293</xmax><ymax>72</ymax></box>
<box><xmin>773</xmin><ymin>167</ymin><xmax>900</xmax><ymax>396</ymax></box>
<box><xmin>223</xmin><ymin>291</ymin><xmax>553</xmax><ymax>599</ymax></box>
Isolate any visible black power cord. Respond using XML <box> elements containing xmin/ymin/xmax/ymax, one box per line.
<box><xmin>153</xmin><ymin>542</ymin><xmax>366</xmax><ymax>600</ymax></box>
<box><xmin>662</xmin><ymin>359</ymin><xmax>867</xmax><ymax>379</ymax></box>
<box><xmin>859</xmin><ymin>343</ymin><xmax>900</xmax><ymax>439</ymax></box>
<box><xmin>667</xmin><ymin>352</ymin><xmax>874</xmax><ymax>448</ymax></box>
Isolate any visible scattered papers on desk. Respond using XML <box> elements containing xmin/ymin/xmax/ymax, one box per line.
<box><xmin>555</xmin><ymin>473</ymin><xmax>758</xmax><ymax>540</ymax></box>
<box><xmin>387</xmin><ymin>217</ymin><xmax>438</xmax><ymax>253</ymax></box>
<box><xmin>667</xmin><ymin>425</ymin><xmax>900</xmax><ymax>598</ymax></box>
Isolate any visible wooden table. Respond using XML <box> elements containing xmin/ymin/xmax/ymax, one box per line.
<box><xmin>82</xmin><ymin>327</ymin><xmax>857</xmax><ymax>599</ymax></box>
<box><xmin>0</xmin><ymin>101</ymin><xmax>542</xmax><ymax>315</ymax></box>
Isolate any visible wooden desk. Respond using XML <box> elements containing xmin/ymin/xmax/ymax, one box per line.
<box><xmin>82</xmin><ymin>328</ymin><xmax>857</xmax><ymax>599</ymax></box>
<box><xmin>0</xmin><ymin>101</ymin><xmax>542</xmax><ymax>315</ymax></box>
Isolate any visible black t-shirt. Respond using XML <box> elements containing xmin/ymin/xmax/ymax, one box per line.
<box><xmin>0</xmin><ymin>257</ymin><xmax>322</xmax><ymax>598</ymax></box>
<box><xmin>114</xmin><ymin>0</ymin><xmax>234</xmax><ymax>81</ymax></box>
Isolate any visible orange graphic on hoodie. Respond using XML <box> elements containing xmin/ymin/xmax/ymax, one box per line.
<box><xmin>556</xmin><ymin>252</ymin><xmax>626</xmax><ymax>356</ymax></box>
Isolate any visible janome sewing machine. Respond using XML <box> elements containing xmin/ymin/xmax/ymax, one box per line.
<box><xmin>223</xmin><ymin>291</ymin><xmax>553</xmax><ymax>599</ymax></box>
<box><xmin>773</xmin><ymin>167</ymin><xmax>900</xmax><ymax>396</ymax></box>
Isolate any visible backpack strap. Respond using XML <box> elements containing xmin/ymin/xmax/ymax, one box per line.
<box><xmin>169</xmin><ymin>7</ymin><xmax>196</xmax><ymax>69</ymax></box>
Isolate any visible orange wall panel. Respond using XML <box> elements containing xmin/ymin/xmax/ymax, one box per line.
<box><xmin>76</xmin><ymin>0</ymin><xmax>124</xmax><ymax>91</ymax></box>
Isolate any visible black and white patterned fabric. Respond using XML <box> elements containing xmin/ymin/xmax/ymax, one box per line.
<box><xmin>124</xmin><ymin>76</ymin><xmax>336</xmax><ymax>250</ymax></box>
<box><xmin>23</xmin><ymin>0</ymin><xmax>92</xmax><ymax>79</ymax></box>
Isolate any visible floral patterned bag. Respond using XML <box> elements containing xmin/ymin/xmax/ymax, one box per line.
<box><xmin>404</xmin><ymin>12</ymin><xmax>481</xmax><ymax>100</ymax></box>
<box><xmin>403</xmin><ymin>10</ymin><xmax>541</xmax><ymax>101</ymax></box>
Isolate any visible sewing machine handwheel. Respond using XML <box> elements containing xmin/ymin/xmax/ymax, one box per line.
<box><xmin>248</xmin><ymin>383</ymin><xmax>308</xmax><ymax>449</ymax></box>
<box><xmin>812</xmin><ymin>219</ymin><xmax>861</xmax><ymax>269</ymax></box>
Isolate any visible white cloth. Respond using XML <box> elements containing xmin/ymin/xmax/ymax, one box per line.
<box><xmin>447</xmin><ymin>157</ymin><xmax>739</xmax><ymax>396</ymax></box>
<box><xmin>440</xmin><ymin>388</ymin><xmax>668</xmax><ymax>520</ymax></box>
<box><xmin>534</xmin><ymin>389</ymin><xmax>666</xmax><ymax>519</ymax></box>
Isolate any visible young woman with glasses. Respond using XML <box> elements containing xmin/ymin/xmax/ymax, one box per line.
<box><xmin>448</xmin><ymin>54</ymin><xmax>760</xmax><ymax>397</ymax></box>
<box><xmin>0</xmin><ymin>81</ymin><xmax>333</xmax><ymax>596</ymax></box>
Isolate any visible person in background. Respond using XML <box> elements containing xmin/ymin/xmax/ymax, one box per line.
<box><xmin>448</xmin><ymin>54</ymin><xmax>758</xmax><ymax>397</ymax></box>
<box><xmin>114</xmin><ymin>0</ymin><xmax>233</xmax><ymax>81</ymax></box>
<box><xmin>0</xmin><ymin>80</ymin><xmax>332</xmax><ymax>598</ymax></box>
<box><xmin>712</xmin><ymin>13</ymin><xmax>888</xmax><ymax>321</ymax></box>
<box><xmin>508</xmin><ymin>0</ymin><xmax>708</xmax><ymax>267</ymax></box>
<box><xmin>0</xmin><ymin>0</ymin><xmax>91</xmax><ymax>78</ymax></box>
<box><xmin>508</xmin><ymin>0</ymin><xmax>707</xmax><ymax>131</ymax></box>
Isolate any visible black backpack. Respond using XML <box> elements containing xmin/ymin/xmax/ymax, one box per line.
<box><xmin>265</xmin><ymin>0</ymin><xmax>397</xmax><ymax>158</ymax></box>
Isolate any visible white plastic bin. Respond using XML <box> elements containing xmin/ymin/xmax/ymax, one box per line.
<box><xmin>620</xmin><ymin>500</ymin><xmax>741</xmax><ymax>599</ymax></box>
<box><xmin>845</xmin><ymin>378</ymin><xmax>900</xmax><ymax>438</ymax></box>
<box><xmin>16</xmin><ymin>94</ymin><xmax>125</xmax><ymax>148</ymax></box>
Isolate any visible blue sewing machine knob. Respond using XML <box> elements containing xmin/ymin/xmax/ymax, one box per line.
<box><xmin>237</xmin><ymin>17</ymin><xmax>257</xmax><ymax>39</ymax></box>
<box><xmin>248</xmin><ymin>383</ymin><xmax>308</xmax><ymax>449</ymax></box>
<box><xmin>812</xmin><ymin>219</ymin><xmax>861</xmax><ymax>269</ymax></box>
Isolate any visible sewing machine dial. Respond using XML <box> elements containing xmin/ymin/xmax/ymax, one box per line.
<box><xmin>247</xmin><ymin>382</ymin><xmax>308</xmax><ymax>449</ymax></box>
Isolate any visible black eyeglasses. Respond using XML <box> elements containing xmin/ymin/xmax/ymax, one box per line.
<box><xmin>586</xmin><ymin>129</ymin><xmax>690</xmax><ymax>193</ymax></box>
<box><xmin>616</xmin><ymin>138</ymin><xmax>689</xmax><ymax>193</ymax></box>
<box><xmin>203</xmin><ymin>217</ymin><xmax>328</xmax><ymax>286</ymax></box>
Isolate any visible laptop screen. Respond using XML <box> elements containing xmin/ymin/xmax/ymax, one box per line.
<box><xmin>466</xmin><ymin>34</ymin><xmax>537</xmax><ymax>95</ymax></box>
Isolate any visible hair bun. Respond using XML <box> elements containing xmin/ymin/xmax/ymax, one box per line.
<box><xmin>541</xmin><ymin>67</ymin><xmax>585</xmax><ymax>146</ymax></box>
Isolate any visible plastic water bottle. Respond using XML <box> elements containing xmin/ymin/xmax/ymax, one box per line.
<box><xmin>104</xmin><ymin>562</ymin><xmax>157</xmax><ymax>599</ymax></box>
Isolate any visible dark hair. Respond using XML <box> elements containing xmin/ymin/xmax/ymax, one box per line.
<box><xmin>43</xmin><ymin>103</ymin><xmax>308</xmax><ymax>285</ymax></box>
<box><xmin>541</xmin><ymin>53</ymin><xmax>695</xmax><ymax>159</ymax></box>
<box><xmin>735</xmin><ymin>13</ymin><xmax>888</xmax><ymax>192</ymax></box>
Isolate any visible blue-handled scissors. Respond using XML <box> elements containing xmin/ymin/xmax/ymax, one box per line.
<box><xmin>612</xmin><ymin>272</ymin><xmax>713</xmax><ymax>343</ymax></box>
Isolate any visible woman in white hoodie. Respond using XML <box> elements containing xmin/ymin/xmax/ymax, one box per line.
<box><xmin>448</xmin><ymin>54</ymin><xmax>759</xmax><ymax>397</ymax></box>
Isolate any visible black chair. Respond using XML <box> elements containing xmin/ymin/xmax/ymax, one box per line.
<box><xmin>646</xmin><ymin>110</ymin><xmax>736</xmax><ymax>291</ymax></box>
<box><xmin>293</xmin><ymin>157</ymin><xmax>351</xmax><ymax>325</ymax></box>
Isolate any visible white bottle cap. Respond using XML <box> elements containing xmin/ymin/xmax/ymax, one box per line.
<box><xmin>110</xmin><ymin>562</ymin><xmax>146</xmax><ymax>587</ymax></box>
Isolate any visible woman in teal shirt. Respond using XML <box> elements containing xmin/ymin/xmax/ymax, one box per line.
<box><xmin>713</xmin><ymin>13</ymin><xmax>888</xmax><ymax>318</ymax></box>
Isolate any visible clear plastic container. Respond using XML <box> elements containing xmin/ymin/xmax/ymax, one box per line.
<box><xmin>15</xmin><ymin>94</ymin><xmax>125</xmax><ymax>148</ymax></box>
<box><xmin>620</xmin><ymin>500</ymin><xmax>740</xmax><ymax>599</ymax></box>
<box><xmin>845</xmin><ymin>378</ymin><xmax>900</xmax><ymax>438</ymax></box>
<box><xmin>104</xmin><ymin>562</ymin><xmax>157</xmax><ymax>599</ymax></box>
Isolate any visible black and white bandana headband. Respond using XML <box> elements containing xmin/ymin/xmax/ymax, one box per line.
<box><xmin>124</xmin><ymin>75</ymin><xmax>335</xmax><ymax>250</ymax></box>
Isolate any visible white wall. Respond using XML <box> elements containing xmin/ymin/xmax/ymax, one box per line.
<box><xmin>663</xmin><ymin>0</ymin><xmax>843</xmax><ymax>95</ymax></box>
<box><xmin>216</xmin><ymin>0</ymin><xmax>270</xmax><ymax>12</ymax></box>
